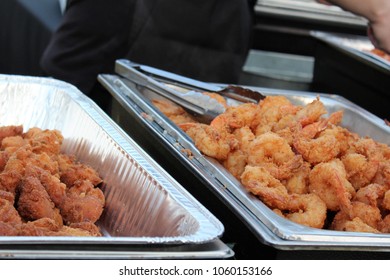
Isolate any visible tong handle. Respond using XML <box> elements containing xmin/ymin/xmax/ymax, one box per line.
<box><xmin>116</xmin><ymin>59</ymin><xmax>265</xmax><ymax>104</ymax></box>
<box><xmin>115</xmin><ymin>60</ymin><xmax>225</xmax><ymax>123</ymax></box>
<box><xmin>116</xmin><ymin>59</ymin><xmax>223</xmax><ymax>92</ymax></box>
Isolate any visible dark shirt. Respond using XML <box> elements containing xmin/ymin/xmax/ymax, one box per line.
<box><xmin>40</xmin><ymin>0</ymin><xmax>255</xmax><ymax>101</ymax></box>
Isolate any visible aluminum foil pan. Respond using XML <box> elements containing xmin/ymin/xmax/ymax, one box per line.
<box><xmin>99</xmin><ymin>73</ymin><xmax>390</xmax><ymax>251</ymax></box>
<box><xmin>311</xmin><ymin>31</ymin><xmax>390</xmax><ymax>71</ymax></box>
<box><xmin>0</xmin><ymin>74</ymin><xmax>224</xmax><ymax>247</ymax></box>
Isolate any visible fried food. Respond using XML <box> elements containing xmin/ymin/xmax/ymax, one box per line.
<box><xmin>23</xmin><ymin>128</ymin><xmax>64</xmax><ymax>155</ymax></box>
<box><xmin>284</xmin><ymin>193</ymin><xmax>327</xmax><ymax>229</ymax></box>
<box><xmin>0</xmin><ymin>125</ymin><xmax>23</xmax><ymax>143</ymax></box>
<box><xmin>25</xmin><ymin>165</ymin><xmax>66</xmax><ymax>207</ymax></box>
<box><xmin>174</xmin><ymin>94</ymin><xmax>390</xmax><ymax>234</ymax></box>
<box><xmin>179</xmin><ymin>122</ymin><xmax>239</xmax><ymax>161</ymax></box>
<box><xmin>0</xmin><ymin>198</ymin><xmax>22</xmax><ymax>224</ymax></box>
<box><xmin>370</xmin><ymin>48</ymin><xmax>390</xmax><ymax>62</ymax></box>
<box><xmin>0</xmin><ymin>126</ymin><xmax>105</xmax><ymax>237</ymax></box>
<box><xmin>60</xmin><ymin>161</ymin><xmax>103</xmax><ymax>187</ymax></box>
<box><xmin>151</xmin><ymin>99</ymin><xmax>197</xmax><ymax>125</ymax></box>
<box><xmin>17</xmin><ymin>176</ymin><xmax>63</xmax><ymax>226</ymax></box>
<box><xmin>309</xmin><ymin>159</ymin><xmax>355</xmax><ymax>212</ymax></box>
<box><xmin>17</xmin><ymin>218</ymin><xmax>101</xmax><ymax>237</ymax></box>
<box><xmin>60</xmin><ymin>180</ymin><xmax>105</xmax><ymax>224</ymax></box>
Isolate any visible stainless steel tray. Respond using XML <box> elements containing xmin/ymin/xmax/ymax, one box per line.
<box><xmin>99</xmin><ymin>73</ymin><xmax>390</xmax><ymax>251</ymax></box>
<box><xmin>0</xmin><ymin>239</ymin><xmax>232</xmax><ymax>259</ymax></box>
<box><xmin>311</xmin><ymin>31</ymin><xmax>390</xmax><ymax>71</ymax></box>
<box><xmin>0</xmin><ymin>75</ymin><xmax>227</xmax><ymax>256</ymax></box>
<box><xmin>256</xmin><ymin>0</ymin><xmax>367</xmax><ymax>27</ymax></box>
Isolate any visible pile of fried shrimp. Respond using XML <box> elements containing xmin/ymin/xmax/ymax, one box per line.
<box><xmin>153</xmin><ymin>95</ymin><xmax>390</xmax><ymax>233</ymax></box>
<box><xmin>0</xmin><ymin>125</ymin><xmax>105</xmax><ymax>236</ymax></box>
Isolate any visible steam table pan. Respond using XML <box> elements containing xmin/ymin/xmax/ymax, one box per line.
<box><xmin>311</xmin><ymin>31</ymin><xmax>390</xmax><ymax>119</ymax></box>
<box><xmin>99</xmin><ymin>71</ymin><xmax>390</xmax><ymax>252</ymax></box>
<box><xmin>311</xmin><ymin>31</ymin><xmax>390</xmax><ymax>71</ymax></box>
<box><xmin>0</xmin><ymin>74</ymin><xmax>230</xmax><ymax>259</ymax></box>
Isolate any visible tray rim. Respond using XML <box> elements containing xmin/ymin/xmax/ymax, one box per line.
<box><xmin>99</xmin><ymin>73</ymin><xmax>390</xmax><ymax>251</ymax></box>
<box><xmin>0</xmin><ymin>74</ymin><xmax>225</xmax><ymax>246</ymax></box>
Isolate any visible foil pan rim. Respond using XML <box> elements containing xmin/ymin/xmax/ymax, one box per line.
<box><xmin>0</xmin><ymin>74</ymin><xmax>224</xmax><ymax>245</ymax></box>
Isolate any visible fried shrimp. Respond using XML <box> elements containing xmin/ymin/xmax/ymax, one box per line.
<box><xmin>342</xmin><ymin>138</ymin><xmax>381</xmax><ymax>190</ymax></box>
<box><xmin>293</xmin><ymin>112</ymin><xmax>343</xmax><ymax>164</ymax></box>
<box><xmin>151</xmin><ymin>99</ymin><xmax>197</xmax><ymax>125</ymax></box>
<box><xmin>247</xmin><ymin>132</ymin><xmax>302</xmax><ymax>180</ymax></box>
<box><xmin>285</xmin><ymin>161</ymin><xmax>311</xmax><ymax>195</ymax></box>
<box><xmin>240</xmin><ymin>165</ymin><xmax>290</xmax><ymax>210</ymax></box>
<box><xmin>173</xmin><ymin>94</ymin><xmax>390</xmax><ymax>233</ymax></box>
<box><xmin>354</xmin><ymin>183</ymin><xmax>388</xmax><ymax>208</ymax></box>
<box><xmin>210</xmin><ymin>103</ymin><xmax>258</xmax><ymax>132</ymax></box>
<box><xmin>222</xmin><ymin>126</ymin><xmax>255</xmax><ymax>179</ymax></box>
<box><xmin>179</xmin><ymin>122</ymin><xmax>239</xmax><ymax>160</ymax></box>
<box><xmin>309</xmin><ymin>159</ymin><xmax>355</xmax><ymax>212</ymax></box>
<box><xmin>223</xmin><ymin>149</ymin><xmax>247</xmax><ymax>179</ymax></box>
<box><xmin>284</xmin><ymin>193</ymin><xmax>327</xmax><ymax>229</ymax></box>
<box><xmin>293</xmin><ymin>97</ymin><xmax>328</xmax><ymax>127</ymax></box>
<box><xmin>252</xmin><ymin>96</ymin><xmax>299</xmax><ymax>135</ymax></box>
<box><xmin>331</xmin><ymin>201</ymin><xmax>382</xmax><ymax>231</ymax></box>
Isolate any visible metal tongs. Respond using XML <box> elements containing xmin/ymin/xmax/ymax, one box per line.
<box><xmin>115</xmin><ymin>59</ymin><xmax>265</xmax><ymax>123</ymax></box>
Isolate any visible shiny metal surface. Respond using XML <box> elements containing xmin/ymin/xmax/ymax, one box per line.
<box><xmin>256</xmin><ymin>0</ymin><xmax>367</xmax><ymax>27</ymax></box>
<box><xmin>99</xmin><ymin>73</ymin><xmax>390</xmax><ymax>251</ymax></box>
<box><xmin>0</xmin><ymin>239</ymin><xmax>233</xmax><ymax>259</ymax></box>
<box><xmin>311</xmin><ymin>31</ymin><xmax>390</xmax><ymax>71</ymax></box>
<box><xmin>0</xmin><ymin>75</ymin><xmax>225</xmax><ymax>248</ymax></box>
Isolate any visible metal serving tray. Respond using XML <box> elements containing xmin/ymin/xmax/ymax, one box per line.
<box><xmin>255</xmin><ymin>0</ymin><xmax>367</xmax><ymax>27</ymax></box>
<box><xmin>311</xmin><ymin>31</ymin><xmax>390</xmax><ymax>71</ymax></box>
<box><xmin>99</xmin><ymin>73</ymin><xmax>390</xmax><ymax>251</ymax></box>
<box><xmin>0</xmin><ymin>75</ymin><xmax>230</xmax><ymax>259</ymax></box>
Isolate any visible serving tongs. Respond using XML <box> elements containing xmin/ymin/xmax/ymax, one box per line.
<box><xmin>115</xmin><ymin>59</ymin><xmax>265</xmax><ymax>123</ymax></box>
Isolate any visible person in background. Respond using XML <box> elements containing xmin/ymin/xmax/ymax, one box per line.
<box><xmin>41</xmin><ymin>0</ymin><xmax>256</xmax><ymax>111</ymax></box>
<box><xmin>317</xmin><ymin>0</ymin><xmax>390</xmax><ymax>53</ymax></box>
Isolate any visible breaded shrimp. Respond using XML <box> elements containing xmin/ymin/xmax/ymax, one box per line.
<box><xmin>309</xmin><ymin>159</ymin><xmax>355</xmax><ymax>212</ymax></box>
<box><xmin>342</xmin><ymin>138</ymin><xmax>382</xmax><ymax>190</ymax></box>
<box><xmin>179</xmin><ymin>122</ymin><xmax>239</xmax><ymax>161</ymax></box>
<box><xmin>343</xmin><ymin>217</ymin><xmax>380</xmax><ymax>233</ymax></box>
<box><xmin>293</xmin><ymin>112</ymin><xmax>343</xmax><ymax>164</ymax></box>
<box><xmin>285</xmin><ymin>161</ymin><xmax>311</xmax><ymax>195</ymax></box>
<box><xmin>284</xmin><ymin>193</ymin><xmax>327</xmax><ymax>229</ymax></box>
<box><xmin>223</xmin><ymin>149</ymin><xmax>247</xmax><ymax>180</ymax></box>
<box><xmin>210</xmin><ymin>103</ymin><xmax>258</xmax><ymax>132</ymax></box>
<box><xmin>247</xmin><ymin>132</ymin><xmax>302</xmax><ymax>180</ymax></box>
<box><xmin>240</xmin><ymin>165</ymin><xmax>290</xmax><ymax>210</ymax></box>
<box><xmin>354</xmin><ymin>183</ymin><xmax>388</xmax><ymax>208</ymax></box>
<box><xmin>331</xmin><ymin>201</ymin><xmax>381</xmax><ymax>230</ymax></box>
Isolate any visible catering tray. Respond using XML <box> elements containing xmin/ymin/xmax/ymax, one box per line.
<box><xmin>0</xmin><ymin>74</ymin><xmax>230</xmax><ymax>259</ymax></box>
<box><xmin>311</xmin><ymin>31</ymin><xmax>390</xmax><ymax>71</ymax></box>
<box><xmin>255</xmin><ymin>0</ymin><xmax>366</xmax><ymax>28</ymax></box>
<box><xmin>99</xmin><ymin>72</ymin><xmax>390</xmax><ymax>252</ymax></box>
<box><xmin>311</xmin><ymin>31</ymin><xmax>390</xmax><ymax>120</ymax></box>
